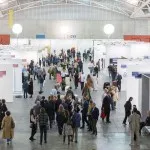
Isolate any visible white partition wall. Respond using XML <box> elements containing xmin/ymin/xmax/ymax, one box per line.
<box><xmin>13</xmin><ymin>50</ymin><xmax>38</xmax><ymax>63</ymax></box>
<box><xmin>130</xmin><ymin>43</ymin><xmax>150</xmax><ymax>58</ymax></box>
<box><xmin>105</xmin><ymin>45</ymin><xmax>130</xmax><ymax>67</ymax></box>
<box><xmin>126</xmin><ymin>64</ymin><xmax>150</xmax><ymax>111</ymax></box>
<box><xmin>0</xmin><ymin>64</ymin><xmax>13</xmax><ymax>102</ymax></box>
<box><xmin>117</xmin><ymin>59</ymin><xmax>128</xmax><ymax>91</ymax></box>
<box><xmin>0</xmin><ymin>59</ymin><xmax>23</xmax><ymax>96</ymax></box>
<box><xmin>12</xmin><ymin>59</ymin><xmax>22</xmax><ymax>95</ymax></box>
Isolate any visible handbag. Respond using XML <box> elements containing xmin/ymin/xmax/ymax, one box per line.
<box><xmin>100</xmin><ymin>110</ymin><xmax>106</xmax><ymax>119</ymax></box>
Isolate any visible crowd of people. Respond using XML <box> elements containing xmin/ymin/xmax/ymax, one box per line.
<box><xmin>1</xmin><ymin>48</ymin><xmax>150</xmax><ymax>148</ymax></box>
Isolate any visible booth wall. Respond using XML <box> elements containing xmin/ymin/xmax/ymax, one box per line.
<box><xmin>0</xmin><ymin>64</ymin><xmax>13</xmax><ymax>102</ymax></box>
<box><xmin>141</xmin><ymin>75</ymin><xmax>150</xmax><ymax>120</ymax></box>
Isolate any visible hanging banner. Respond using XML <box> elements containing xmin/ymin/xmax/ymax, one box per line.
<box><xmin>8</xmin><ymin>9</ymin><xmax>14</xmax><ymax>28</ymax></box>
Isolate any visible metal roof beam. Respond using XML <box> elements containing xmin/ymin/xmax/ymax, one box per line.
<box><xmin>130</xmin><ymin>0</ymin><xmax>150</xmax><ymax>18</ymax></box>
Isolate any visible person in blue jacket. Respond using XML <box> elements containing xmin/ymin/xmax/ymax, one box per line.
<box><xmin>72</xmin><ymin>109</ymin><xmax>81</xmax><ymax>143</ymax></box>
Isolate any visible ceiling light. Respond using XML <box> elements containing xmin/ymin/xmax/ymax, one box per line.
<box><xmin>12</xmin><ymin>24</ymin><xmax>23</xmax><ymax>35</ymax></box>
<box><xmin>126</xmin><ymin>0</ymin><xmax>139</xmax><ymax>6</ymax></box>
<box><xmin>60</xmin><ymin>26</ymin><xmax>70</xmax><ymax>35</ymax></box>
<box><xmin>104</xmin><ymin>24</ymin><xmax>115</xmax><ymax>35</ymax></box>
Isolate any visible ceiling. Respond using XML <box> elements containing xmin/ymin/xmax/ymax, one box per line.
<box><xmin>0</xmin><ymin>0</ymin><xmax>150</xmax><ymax>18</ymax></box>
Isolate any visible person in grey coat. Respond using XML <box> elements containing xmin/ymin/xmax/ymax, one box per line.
<box><xmin>128</xmin><ymin>108</ymin><xmax>140</xmax><ymax>146</ymax></box>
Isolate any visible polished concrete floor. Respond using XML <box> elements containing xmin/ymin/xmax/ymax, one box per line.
<box><xmin>0</xmin><ymin>63</ymin><xmax>150</xmax><ymax>150</ymax></box>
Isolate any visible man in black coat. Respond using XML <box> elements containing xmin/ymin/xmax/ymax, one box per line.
<box><xmin>45</xmin><ymin>99</ymin><xmax>55</xmax><ymax>129</ymax></box>
<box><xmin>91</xmin><ymin>103</ymin><xmax>99</xmax><ymax>135</ymax></box>
<box><xmin>102</xmin><ymin>93</ymin><xmax>111</xmax><ymax>123</ymax></box>
<box><xmin>123</xmin><ymin>97</ymin><xmax>133</xmax><ymax>125</ymax></box>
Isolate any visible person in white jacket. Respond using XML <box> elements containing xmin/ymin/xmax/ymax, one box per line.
<box><xmin>128</xmin><ymin>108</ymin><xmax>140</xmax><ymax>146</ymax></box>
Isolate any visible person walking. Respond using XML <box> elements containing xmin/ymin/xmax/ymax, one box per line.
<box><xmin>72</xmin><ymin>109</ymin><xmax>81</xmax><ymax>143</ymax></box>
<box><xmin>128</xmin><ymin>108</ymin><xmax>140</xmax><ymax>146</ymax></box>
<box><xmin>80</xmin><ymin>72</ymin><xmax>85</xmax><ymax>90</ymax></box>
<box><xmin>39</xmin><ymin>75</ymin><xmax>44</xmax><ymax>94</ymax></box>
<box><xmin>39</xmin><ymin>108</ymin><xmax>48</xmax><ymax>145</ymax></box>
<box><xmin>87</xmin><ymin>100</ymin><xmax>93</xmax><ymax>131</ymax></box>
<box><xmin>28</xmin><ymin>78</ymin><xmax>33</xmax><ymax>98</ymax></box>
<box><xmin>116</xmin><ymin>73</ymin><xmax>122</xmax><ymax>92</ymax></box>
<box><xmin>56</xmin><ymin>105</ymin><xmax>66</xmax><ymax>135</ymax></box>
<box><xmin>94</xmin><ymin>65</ymin><xmax>99</xmax><ymax>78</ymax></box>
<box><xmin>45</xmin><ymin>97</ymin><xmax>55</xmax><ymax>129</ymax></box>
<box><xmin>63</xmin><ymin>119</ymin><xmax>73</xmax><ymax>145</ymax></box>
<box><xmin>23</xmin><ymin>80</ymin><xmax>28</xmax><ymax>99</ymax></box>
<box><xmin>1</xmin><ymin>111</ymin><xmax>15</xmax><ymax>145</ymax></box>
<box><xmin>74</xmin><ymin>71</ymin><xmax>79</xmax><ymax>89</ymax></box>
<box><xmin>123</xmin><ymin>97</ymin><xmax>133</xmax><ymax>125</ymax></box>
<box><xmin>80</xmin><ymin>98</ymin><xmax>89</xmax><ymax>129</ymax></box>
<box><xmin>29</xmin><ymin>108</ymin><xmax>37</xmax><ymax>141</ymax></box>
<box><xmin>102</xmin><ymin>93</ymin><xmax>111</xmax><ymax>123</ymax></box>
<box><xmin>91</xmin><ymin>103</ymin><xmax>99</xmax><ymax>136</ymax></box>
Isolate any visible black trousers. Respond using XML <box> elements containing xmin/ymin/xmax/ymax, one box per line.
<box><xmin>81</xmin><ymin>82</ymin><xmax>84</xmax><ymax>90</ymax></box>
<box><xmin>75</xmin><ymin>82</ymin><xmax>78</xmax><ymax>89</ymax></box>
<box><xmin>48</xmin><ymin>115</ymin><xmax>53</xmax><ymax>128</ymax></box>
<box><xmin>40</xmin><ymin>125</ymin><xmax>47</xmax><ymax>144</ymax></box>
<box><xmin>117</xmin><ymin>81</ymin><xmax>121</xmax><ymax>92</ymax></box>
<box><xmin>123</xmin><ymin>111</ymin><xmax>131</xmax><ymax>124</ymax></box>
<box><xmin>24</xmin><ymin>91</ymin><xmax>28</xmax><ymax>98</ymax></box>
<box><xmin>92</xmin><ymin>119</ymin><xmax>97</xmax><ymax>134</ymax></box>
<box><xmin>30</xmin><ymin>124</ymin><xmax>37</xmax><ymax>139</ymax></box>
<box><xmin>88</xmin><ymin>115</ymin><xmax>92</xmax><ymax>130</ymax></box>
<box><xmin>105</xmin><ymin>109</ymin><xmax>110</xmax><ymax>122</ymax></box>
<box><xmin>58</xmin><ymin>123</ymin><xmax>64</xmax><ymax>135</ymax></box>
<box><xmin>82</xmin><ymin>113</ymin><xmax>89</xmax><ymax>127</ymax></box>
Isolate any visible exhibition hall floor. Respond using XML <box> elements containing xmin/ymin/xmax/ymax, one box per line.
<box><xmin>0</xmin><ymin>64</ymin><xmax>150</xmax><ymax>150</ymax></box>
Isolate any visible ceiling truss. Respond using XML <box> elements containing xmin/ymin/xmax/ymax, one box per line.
<box><xmin>0</xmin><ymin>0</ymin><xmax>149</xmax><ymax>19</ymax></box>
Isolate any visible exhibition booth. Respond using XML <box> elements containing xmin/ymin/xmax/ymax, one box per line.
<box><xmin>117</xmin><ymin>58</ymin><xmax>150</xmax><ymax>113</ymax></box>
<box><xmin>0</xmin><ymin>38</ymin><xmax>150</xmax><ymax>104</ymax></box>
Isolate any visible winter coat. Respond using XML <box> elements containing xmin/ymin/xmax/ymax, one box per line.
<box><xmin>23</xmin><ymin>82</ymin><xmax>28</xmax><ymax>92</ymax></box>
<box><xmin>72</xmin><ymin>112</ymin><xmax>81</xmax><ymax>128</ymax></box>
<box><xmin>39</xmin><ymin>113</ymin><xmax>48</xmax><ymax>126</ymax></box>
<box><xmin>128</xmin><ymin>112</ymin><xmax>140</xmax><ymax>131</ymax></box>
<box><xmin>33</xmin><ymin>104</ymin><xmax>41</xmax><ymax>116</ymax></box>
<box><xmin>82</xmin><ymin>100</ymin><xmax>89</xmax><ymax>115</ymax></box>
<box><xmin>45</xmin><ymin>100</ymin><xmax>55</xmax><ymax>120</ymax></box>
<box><xmin>28</xmin><ymin>81</ymin><xmax>33</xmax><ymax>95</ymax></box>
<box><xmin>124</xmin><ymin>100</ymin><xmax>132</xmax><ymax>112</ymax></box>
<box><xmin>63</xmin><ymin>123</ymin><xmax>73</xmax><ymax>136</ymax></box>
<box><xmin>56</xmin><ymin>111</ymin><xmax>66</xmax><ymax>125</ymax></box>
<box><xmin>55</xmin><ymin>99</ymin><xmax>62</xmax><ymax>112</ymax></box>
<box><xmin>102</xmin><ymin>95</ymin><xmax>111</xmax><ymax>111</ymax></box>
<box><xmin>111</xmin><ymin>90</ymin><xmax>118</xmax><ymax>102</ymax></box>
<box><xmin>91</xmin><ymin>107</ymin><xmax>99</xmax><ymax>120</ymax></box>
<box><xmin>1</xmin><ymin>116</ymin><xmax>15</xmax><ymax>139</ymax></box>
